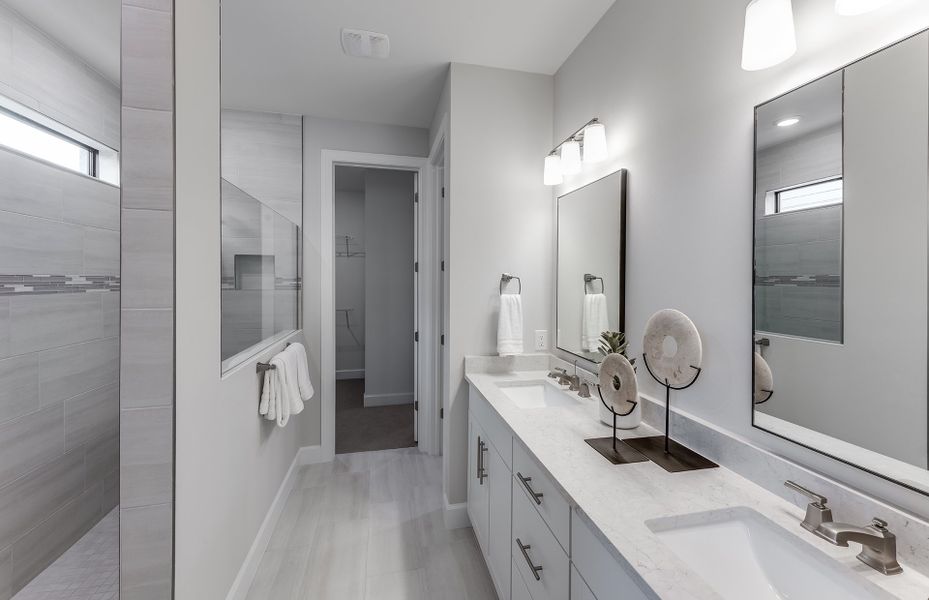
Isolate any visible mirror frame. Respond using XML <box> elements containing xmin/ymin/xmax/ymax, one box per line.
<box><xmin>750</xmin><ymin>29</ymin><xmax>929</xmax><ymax>497</ymax></box>
<box><xmin>555</xmin><ymin>169</ymin><xmax>628</xmax><ymax>363</ymax></box>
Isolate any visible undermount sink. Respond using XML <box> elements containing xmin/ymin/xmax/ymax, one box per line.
<box><xmin>496</xmin><ymin>379</ymin><xmax>581</xmax><ymax>409</ymax></box>
<box><xmin>646</xmin><ymin>507</ymin><xmax>894</xmax><ymax>600</ymax></box>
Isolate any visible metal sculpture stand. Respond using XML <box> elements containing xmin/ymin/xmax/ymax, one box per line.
<box><xmin>622</xmin><ymin>353</ymin><xmax>718</xmax><ymax>473</ymax></box>
<box><xmin>584</xmin><ymin>385</ymin><xmax>649</xmax><ymax>465</ymax></box>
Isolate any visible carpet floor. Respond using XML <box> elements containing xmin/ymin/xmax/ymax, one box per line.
<box><xmin>336</xmin><ymin>379</ymin><xmax>415</xmax><ymax>454</ymax></box>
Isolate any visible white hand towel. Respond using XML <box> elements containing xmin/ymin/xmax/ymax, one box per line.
<box><xmin>582</xmin><ymin>293</ymin><xmax>610</xmax><ymax>352</ymax></box>
<box><xmin>497</xmin><ymin>293</ymin><xmax>524</xmax><ymax>356</ymax></box>
<box><xmin>259</xmin><ymin>370</ymin><xmax>273</xmax><ymax>418</ymax></box>
<box><xmin>287</xmin><ymin>342</ymin><xmax>315</xmax><ymax>401</ymax></box>
<box><xmin>279</xmin><ymin>347</ymin><xmax>305</xmax><ymax>416</ymax></box>
<box><xmin>269</xmin><ymin>354</ymin><xmax>291</xmax><ymax>427</ymax></box>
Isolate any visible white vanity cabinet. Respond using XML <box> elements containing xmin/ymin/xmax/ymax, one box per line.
<box><xmin>468</xmin><ymin>401</ymin><xmax>512</xmax><ymax>600</ymax></box>
<box><xmin>467</xmin><ymin>383</ymin><xmax>654</xmax><ymax>600</ymax></box>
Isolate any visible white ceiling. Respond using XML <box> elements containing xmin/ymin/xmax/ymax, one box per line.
<box><xmin>1</xmin><ymin>0</ymin><xmax>121</xmax><ymax>85</ymax></box>
<box><xmin>221</xmin><ymin>0</ymin><xmax>615</xmax><ymax>128</ymax></box>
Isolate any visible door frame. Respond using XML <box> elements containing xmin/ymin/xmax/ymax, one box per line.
<box><xmin>321</xmin><ymin>150</ymin><xmax>435</xmax><ymax>457</ymax></box>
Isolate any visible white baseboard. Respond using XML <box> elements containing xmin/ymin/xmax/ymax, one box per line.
<box><xmin>336</xmin><ymin>369</ymin><xmax>364</xmax><ymax>380</ymax></box>
<box><xmin>225</xmin><ymin>445</ymin><xmax>333</xmax><ymax>600</ymax></box>
<box><xmin>444</xmin><ymin>494</ymin><xmax>470</xmax><ymax>530</ymax></box>
<box><xmin>296</xmin><ymin>444</ymin><xmax>333</xmax><ymax>465</ymax></box>
<box><xmin>363</xmin><ymin>392</ymin><xmax>413</xmax><ymax>407</ymax></box>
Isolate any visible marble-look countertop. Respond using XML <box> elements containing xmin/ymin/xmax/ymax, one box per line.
<box><xmin>465</xmin><ymin>364</ymin><xmax>929</xmax><ymax>600</ymax></box>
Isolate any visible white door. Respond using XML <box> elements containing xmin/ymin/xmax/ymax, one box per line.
<box><xmin>412</xmin><ymin>173</ymin><xmax>419</xmax><ymax>444</ymax></box>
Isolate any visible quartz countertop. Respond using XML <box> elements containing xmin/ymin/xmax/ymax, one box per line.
<box><xmin>465</xmin><ymin>365</ymin><xmax>929</xmax><ymax>600</ymax></box>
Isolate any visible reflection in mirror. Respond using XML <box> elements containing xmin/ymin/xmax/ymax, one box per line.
<box><xmin>556</xmin><ymin>170</ymin><xmax>626</xmax><ymax>363</ymax></box>
<box><xmin>753</xmin><ymin>31</ymin><xmax>929</xmax><ymax>496</ymax></box>
<box><xmin>0</xmin><ymin>0</ymin><xmax>120</xmax><ymax>596</ymax></box>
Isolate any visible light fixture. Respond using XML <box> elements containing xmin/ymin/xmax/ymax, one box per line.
<box><xmin>560</xmin><ymin>139</ymin><xmax>582</xmax><ymax>175</ymax></box>
<box><xmin>834</xmin><ymin>0</ymin><xmax>893</xmax><ymax>15</ymax></box>
<box><xmin>543</xmin><ymin>117</ymin><xmax>608</xmax><ymax>185</ymax></box>
<box><xmin>741</xmin><ymin>0</ymin><xmax>797</xmax><ymax>71</ymax></box>
<box><xmin>543</xmin><ymin>153</ymin><xmax>563</xmax><ymax>186</ymax></box>
<box><xmin>582</xmin><ymin>121</ymin><xmax>608</xmax><ymax>163</ymax></box>
<box><xmin>776</xmin><ymin>116</ymin><xmax>800</xmax><ymax>127</ymax></box>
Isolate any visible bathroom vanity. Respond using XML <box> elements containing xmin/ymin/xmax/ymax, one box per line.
<box><xmin>464</xmin><ymin>355</ymin><xmax>929</xmax><ymax>600</ymax></box>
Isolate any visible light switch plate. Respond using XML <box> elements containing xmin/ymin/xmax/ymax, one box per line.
<box><xmin>534</xmin><ymin>330</ymin><xmax>548</xmax><ymax>350</ymax></box>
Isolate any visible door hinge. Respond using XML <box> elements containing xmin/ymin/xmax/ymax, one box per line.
<box><xmin>414</xmin><ymin>261</ymin><xmax>419</xmax><ymax>273</ymax></box>
<box><xmin>440</xmin><ymin>408</ymin><xmax>444</xmax><ymax>419</ymax></box>
<box><xmin>441</xmin><ymin>334</ymin><xmax>445</xmax><ymax>346</ymax></box>
<box><xmin>414</xmin><ymin>401</ymin><xmax>419</xmax><ymax>411</ymax></box>
<box><xmin>414</xmin><ymin>192</ymin><xmax>419</xmax><ymax>203</ymax></box>
<box><xmin>414</xmin><ymin>331</ymin><xmax>419</xmax><ymax>342</ymax></box>
<box><xmin>441</xmin><ymin>187</ymin><xmax>445</xmax><ymax>198</ymax></box>
<box><xmin>441</xmin><ymin>260</ymin><xmax>445</xmax><ymax>272</ymax></box>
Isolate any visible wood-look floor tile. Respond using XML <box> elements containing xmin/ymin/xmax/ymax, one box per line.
<box><xmin>365</xmin><ymin>569</ymin><xmax>428</xmax><ymax>600</ymax></box>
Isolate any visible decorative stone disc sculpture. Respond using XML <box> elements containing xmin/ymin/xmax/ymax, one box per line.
<box><xmin>598</xmin><ymin>353</ymin><xmax>638</xmax><ymax>415</ymax></box>
<box><xmin>753</xmin><ymin>352</ymin><xmax>774</xmax><ymax>405</ymax></box>
<box><xmin>642</xmin><ymin>309</ymin><xmax>703</xmax><ymax>387</ymax></box>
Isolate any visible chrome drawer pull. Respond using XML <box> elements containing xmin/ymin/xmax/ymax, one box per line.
<box><xmin>517</xmin><ymin>472</ymin><xmax>543</xmax><ymax>505</ymax></box>
<box><xmin>516</xmin><ymin>538</ymin><xmax>543</xmax><ymax>581</ymax></box>
<box><xmin>477</xmin><ymin>438</ymin><xmax>488</xmax><ymax>484</ymax></box>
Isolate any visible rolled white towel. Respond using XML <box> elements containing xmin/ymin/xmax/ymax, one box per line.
<box><xmin>497</xmin><ymin>293</ymin><xmax>524</xmax><ymax>356</ymax></box>
<box><xmin>582</xmin><ymin>293</ymin><xmax>610</xmax><ymax>352</ymax></box>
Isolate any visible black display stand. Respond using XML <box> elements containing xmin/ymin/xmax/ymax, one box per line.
<box><xmin>622</xmin><ymin>353</ymin><xmax>718</xmax><ymax>473</ymax></box>
<box><xmin>584</xmin><ymin>385</ymin><xmax>648</xmax><ymax>465</ymax></box>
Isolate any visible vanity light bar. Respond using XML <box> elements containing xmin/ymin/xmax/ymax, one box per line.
<box><xmin>543</xmin><ymin>117</ymin><xmax>608</xmax><ymax>186</ymax></box>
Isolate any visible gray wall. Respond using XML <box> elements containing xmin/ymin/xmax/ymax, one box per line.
<box><xmin>120</xmin><ymin>0</ymin><xmax>175</xmax><ymax>597</ymax></box>
<box><xmin>363</xmin><ymin>169</ymin><xmax>415</xmax><ymax>405</ymax></box>
<box><xmin>438</xmin><ymin>63</ymin><xmax>554</xmax><ymax>505</ymax></box>
<box><xmin>335</xmin><ymin>189</ymin><xmax>366</xmax><ymax>376</ymax></box>
<box><xmin>553</xmin><ymin>0</ymin><xmax>929</xmax><ymax>515</ymax></box>
<box><xmin>0</xmin><ymin>4</ymin><xmax>120</xmax><ymax>595</ymax></box>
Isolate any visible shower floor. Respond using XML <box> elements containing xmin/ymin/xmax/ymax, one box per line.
<box><xmin>15</xmin><ymin>508</ymin><xmax>119</xmax><ymax>600</ymax></box>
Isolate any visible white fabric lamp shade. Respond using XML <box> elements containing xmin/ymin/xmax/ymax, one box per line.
<box><xmin>560</xmin><ymin>139</ymin><xmax>582</xmax><ymax>175</ymax></box>
<box><xmin>741</xmin><ymin>0</ymin><xmax>797</xmax><ymax>71</ymax></box>
<box><xmin>835</xmin><ymin>0</ymin><xmax>893</xmax><ymax>15</ymax></box>
<box><xmin>582</xmin><ymin>122</ymin><xmax>608</xmax><ymax>163</ymax></box>
<box><xmin>544</xmin><ymin>154</ymin><xmax>563</xmax><ymax>186</ymax></box>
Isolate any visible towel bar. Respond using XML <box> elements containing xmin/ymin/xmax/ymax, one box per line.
<box><xmin>255</xmin><ymin>342</ymin><xmax>292</xmax><ymax>374</ymax></box>
<box><xmin>500</xmin><ymin>273</ymin><xmax>521</xmax><ymax>294</ymax></box>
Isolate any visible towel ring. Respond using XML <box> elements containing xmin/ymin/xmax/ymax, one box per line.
<box><xmin>500</xmin><ymin>273</ymin><xmax>521</xmax><ymax>294</ymax></box>
<box><xmin>584</xmin><ymin>273</ymin><xmax>604</xmax><ymax>294</ymax></box>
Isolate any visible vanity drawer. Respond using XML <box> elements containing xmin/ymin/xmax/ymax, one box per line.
<box><xmin>514</xmin><ymin>442</ymin><xmax>571</xmax><ymax>552</ymax></box>
<box><xmin>511</xmin><ymin>560</ymin><xmax>534</xmax><ymax>600</ymax></box>
<box><xmin>571</xmin><ymin>510</ymin><xmax>651</xmax><ymax>600</ymax></box>
<box><xmin>470</xmin><ymin>386</ymin><xmax>513</xmax><ymax>469</ymax></box>
<box><xmin>512</xmin><ymin>477</ymin><xmax>569</xmax><ymax>600</ymax></box>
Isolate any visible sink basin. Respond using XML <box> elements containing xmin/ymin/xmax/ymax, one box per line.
<box><xmin>496</xmin><ymin>380</ymin><xmax>581</xmax><ymax>409</ymax></box>
<box><xmin>646</xmin><ymin>507</ymin><xmax>894</xmax><ymax>600</ymax></box>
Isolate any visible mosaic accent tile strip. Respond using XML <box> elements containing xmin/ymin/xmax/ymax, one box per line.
<box><xmin>754</xmin><ymin>274</ymin><xmax>841</xmax><ymax>287</ymax></box>
<box><xmin>0</xmin><ymin>275</ymin><xmax>120</xmax><ymax>296</ymax></box>
<box><xmin>220</xmin><ymin>277</ymin><xmax>301</xmax><ymax>291</ymax></box>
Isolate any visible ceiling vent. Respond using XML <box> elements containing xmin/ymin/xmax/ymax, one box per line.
<box><xmin>341</xmin><ymin>28</ymin><xmax>390</xmax><ymax>59</ymax></box>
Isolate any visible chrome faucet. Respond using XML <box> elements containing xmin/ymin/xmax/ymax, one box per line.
<box><xmin>784</xmin><ymin>481</ymin><xmax>902</xmax><ymax>575</ymax></box>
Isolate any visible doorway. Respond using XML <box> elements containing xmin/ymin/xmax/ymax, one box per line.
<box><xmin>334</xmin><ymin>165</ymin><xmax>417</xmax><ymax>454</ymax></box>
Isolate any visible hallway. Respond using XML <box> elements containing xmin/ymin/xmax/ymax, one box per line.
<box><xmin>336</xmin><ymin>380</ymin><xmax>415</xmax><ymax>454</ymax></box>
<box><xmin>245</xmin><ymin>449</ymin><xmax>497</xmax><ymax>600</ymax></box>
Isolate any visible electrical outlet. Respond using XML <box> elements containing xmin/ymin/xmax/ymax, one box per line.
<box><xmin>534</xmin><ymin>330</ymin><xmax>548</xmax><ymax>350</ymax></box>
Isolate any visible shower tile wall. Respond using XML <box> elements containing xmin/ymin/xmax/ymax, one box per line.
<box><xmin>0</xmin><ymin>5</ymin><xmax>120</xmax><ymax>596</ymax></box>
<box><xmin>120</xmin><ymin>0</ymin><xmax>176</xmax><ymax>597</ymax></box>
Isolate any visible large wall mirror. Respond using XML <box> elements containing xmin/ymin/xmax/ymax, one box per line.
<box><xmin>753</xmin><ymin>31</ymin><xmax>929</xmax><ymax>495</ymax></box>
<box><xmin>557</xmin><ymin>170</ymin><xmax>627</xmax><ymax>363</ymax></box>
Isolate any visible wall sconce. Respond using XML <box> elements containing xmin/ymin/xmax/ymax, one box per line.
<box><xmin>741</xmin><ymin>0</ymin><xmax>796</xmax><ymax>71</ymax></box>
<box><xmin>834</xmin><ymin>0</ymin><xmax>893</xmax><ymax>15</ymax></box>
<box><xmin>543</xmin><ymin>118</ymin><xmax>608</xmax><ymax>186</ymax></box>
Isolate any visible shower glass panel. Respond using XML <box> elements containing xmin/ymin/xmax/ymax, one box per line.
<box><xmin>221</xmin><ymin>179</ymin><xmax>301</xmax><ymax>367</ymax></box>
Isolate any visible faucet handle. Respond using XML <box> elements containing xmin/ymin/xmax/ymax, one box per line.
<box><xmin>785</xmin><ymin>481</ymin><xmax>828</xmax><ymax>507</ymax></box>
<box><xmin>785</xmin><ymin>481</ymin><xmax>833</xmax><ymax>533</ymax></box>
<box><xmin>870</xmin><ymin>518</ymin><xmax>889</xmax><ymax>530</ymax></box>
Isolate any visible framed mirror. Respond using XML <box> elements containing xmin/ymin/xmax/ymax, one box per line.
<box><xmin>752</xmin><ymin>31</ymin><xmax>929</xmax><ymax>495</ymax></box>
<box><xmin>556</xmin><ymin>170</ymin><xmax>627</xmax><ymax>363</ymax></box>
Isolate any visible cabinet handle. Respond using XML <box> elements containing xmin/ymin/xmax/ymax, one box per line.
<box><xmin>477</xmin><ymin>437</ymin><xmax>487</xmax><ymax>485</ymax></box>
<box><xmin>516</xmin><ymin>538</ymin><xmax>543</xmax><ymax>581</ymax></box>
<box><xmin>516</xmin><ymin>472</ymin><xmax>543</xmax><ymax>505</ymax></box>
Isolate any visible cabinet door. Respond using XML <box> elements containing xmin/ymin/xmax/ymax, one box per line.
<box><xmin>467</xmin><ymin>413</ymin><xmax>489</xmax><ymax>551</ymax></box>
<box><xmin>486</xmin><ymin>446</ymin><xmax>511</xmax><ymax>599</ymax></box>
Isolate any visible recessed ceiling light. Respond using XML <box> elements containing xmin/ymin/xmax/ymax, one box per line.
<box><xmin>776</xmin><ymin>117</ymin><xmax>801</xmax><ymax>127</ymax></box>
<box><xmin>340</xmin><ymin>28</ymin><xmax>390</xmax><ymax>59</ymax></box>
